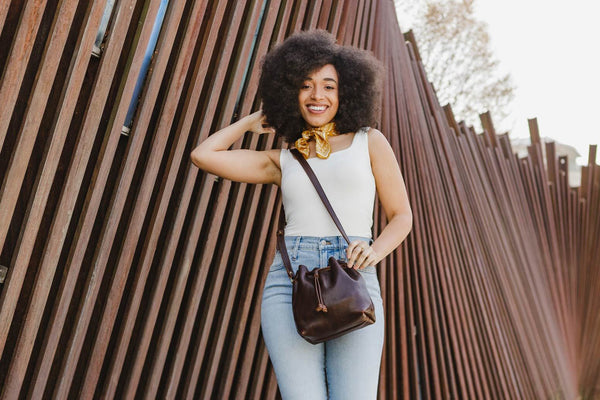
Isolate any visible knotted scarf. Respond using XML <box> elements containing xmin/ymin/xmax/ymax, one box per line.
<box><xmin>294</xmin><ymin>122</ymin><xmax>339</xmax><ymax>159</ymax></box>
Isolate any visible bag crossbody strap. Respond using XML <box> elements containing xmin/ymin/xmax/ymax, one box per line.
<box><xmin>276</xmin><ymin>148</ymin><xmax>351</xmax><ymax>281</ymax></box>
<box><xmin>277</xmin><ymin>210</ymin><xmax>295</xmax><ymax>281</ymax></box>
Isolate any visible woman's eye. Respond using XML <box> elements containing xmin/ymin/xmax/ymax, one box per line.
<box><xmin>326</xmin><ymin>85</ymin><xmax>336</xmax><ymax>90</ymax></box>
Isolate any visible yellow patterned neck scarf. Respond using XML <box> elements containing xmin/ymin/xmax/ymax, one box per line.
<box><xmin>294</xmin><ymin>122</ymin><xmax>339</xmax><ymax>159</ymax></box>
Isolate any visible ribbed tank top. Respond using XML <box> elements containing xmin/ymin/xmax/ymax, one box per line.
<box><xmin>280</xmin><ymin>127</ymin><xmax>375</xmax><ymax>238</ymax></box>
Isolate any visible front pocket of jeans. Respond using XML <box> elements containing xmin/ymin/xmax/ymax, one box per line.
<box><xmin>268</xmin><ymin>253</ymin><xmax>285</xmax><ymax>272</ymax></box>
<box><xmin>294</xmin><ymin>248</ymin><xmax>321</xmax><ymax>270</ymax></box>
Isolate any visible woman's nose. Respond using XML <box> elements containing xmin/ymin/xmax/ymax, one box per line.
<box><xmin>310</xmin><ymin>87</ymin><xmax>324</xmax><ymax>99</ymax></box>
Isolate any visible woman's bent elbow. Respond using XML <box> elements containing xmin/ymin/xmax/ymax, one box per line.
<box><xmin>190</xmin><ymin>148</ymin><xmax>207</xmax><ymax>169</ymax></box>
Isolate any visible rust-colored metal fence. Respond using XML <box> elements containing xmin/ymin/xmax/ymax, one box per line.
<box><xmin>1</xmin><ymin>0</ymin><xmax>598</xmax><ymax>399</ymax></box>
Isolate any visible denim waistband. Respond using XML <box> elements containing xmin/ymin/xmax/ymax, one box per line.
<box><xmin>282</xmin><ymin>235</ymin><xmax>372</xmax><ymax>251</ymax></box>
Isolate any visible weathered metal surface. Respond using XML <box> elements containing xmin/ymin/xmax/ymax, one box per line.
<box><xmin>0</xmin><ymin>2</ymin><xmax>107</xmax><ymax>397</ymax></box>
<box><xmin>0</xmin><ymin>0</ymin><xmax>598</xmax><ymax>399</ymax></box>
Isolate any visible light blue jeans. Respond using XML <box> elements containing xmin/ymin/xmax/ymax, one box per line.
<box><xmin>261</xmin><ymin>236</ymin><xmax>385</xmax><ymax>400</ymax></box>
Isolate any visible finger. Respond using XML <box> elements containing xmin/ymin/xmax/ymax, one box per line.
<box><xmin>346</xmin><ymin>240</ymin><xmax>366</xmax><ymax>255</ymax></box>
<box><xmin>349</xmin><ymin>249</ymin><xmax>363</xmax><ymax>268</ymax></box>
<box><xmin>259</xmin><ymin>116</ymin><xmax>276</xmax><ymax>134</ymax></box>
<box><xmin>354</xmin><ymin>248</ymin><xmax>371</xmax><ymax>269</ymax></box>
<box><xmin>346</xmin><ymin>241</ymin><xmax>366</xmax><ymax>268</ymax></box>
<box><xmin>355</xmin><ymin>244</ymin><xmax>378</xmax><ymax>269</ymax></box>
<box><xmin>356</xmin><ymin>249</ymin><xmax>376</xmax><ymax>269</ymax></box>
<box><xmin>345</xmin><ymin>241</ymin><xmax>359</xmax><ymax>260</ymax></box>
<box><xmin>346</xmin><ymin>240</ymin><xmax>363</xmax><ymax>257</ymax></box>
<box><xmin>354</xmin><ymin>251</ymin><xmax>368</xmax><ymax>269</ymax></box>
<box><xmin>346</xmin><ymin>245</ymin><xmax>358</xmax><ymax>268</ymax></box>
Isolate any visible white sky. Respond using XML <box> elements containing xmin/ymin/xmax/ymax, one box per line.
<box><xmin>396</xmin><ymin>0</ymin><xmax>600</xmax><ymax>165</ymax></box>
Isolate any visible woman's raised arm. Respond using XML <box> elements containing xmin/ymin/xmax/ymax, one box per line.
<box><xmin>190</xmin><ymin>110</ymin><xmax>281</xmax><ymax>185</ymax></box>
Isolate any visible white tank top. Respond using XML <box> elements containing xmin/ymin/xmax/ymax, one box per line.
<box><xmin>280</xmin><ymin>127</ymin><xmax>375</xmax><ymax>238</ymax></box>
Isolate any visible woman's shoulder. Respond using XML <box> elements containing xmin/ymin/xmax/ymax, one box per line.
<box><xmin>355</xmin><ymin>126</ymin><xmax>380</xmax><ymax>137</ymax></box>
<box><xmin>364</xmin><ymin>127</ymin><xmax>385</xmax><ymax>141</ymax></box>
<box><xmin>357</xmin><ymin>127</ymin><xmax>384</xmax><ymax>145</ymax></box>
<box><xmin>365</xmin><ymin>128</ymin><xmax>393</xmax><ymax>158</ymax></box>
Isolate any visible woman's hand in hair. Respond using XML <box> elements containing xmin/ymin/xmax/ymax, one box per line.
<box><xmin>246</xmin><ymin>110</ymin><xmax>276</xmax><ymax>135</ymax></box>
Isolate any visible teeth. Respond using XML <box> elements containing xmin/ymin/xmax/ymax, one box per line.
<box><xmin>308</xmin><ymin>105</ymin><xmax>326</xmax><ymax>111</ymax></box>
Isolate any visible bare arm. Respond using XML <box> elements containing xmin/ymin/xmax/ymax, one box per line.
<box><xmin>190</xmin><ymin>111</ymin><xmax>281</xmax><ymax>185</ymax></box>
<box><xmin>347</xmin><ymin>128</ymin><xmax>413</xmax><ymax>269</ymax></box>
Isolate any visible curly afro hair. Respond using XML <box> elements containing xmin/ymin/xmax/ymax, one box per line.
<box><xmin>258</xmin><ymin>30</ymin><xmax>383</xmax><ymax>143</ymax></box>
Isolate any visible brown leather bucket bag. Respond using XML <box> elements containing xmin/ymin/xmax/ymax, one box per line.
<box><xmin>276</xmin><ymin>149</ymin><xmax>376</xmax><ymax>344</ymax></box>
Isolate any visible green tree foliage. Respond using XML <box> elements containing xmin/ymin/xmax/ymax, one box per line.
<box><xmin>395</xmin><ymin>0</ymin><xmax>515</xmax><ymax>131</ymax></box>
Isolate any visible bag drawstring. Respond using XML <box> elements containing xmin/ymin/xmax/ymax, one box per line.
<box><xmin>314</xmin><ymin>272</ymin><xmax>328</xmax><ymax>312</ymax></box>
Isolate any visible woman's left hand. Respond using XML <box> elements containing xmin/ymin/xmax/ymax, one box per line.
<box><xmin>346</xmin><ymin>240</ymin><xmax>378</xmax><ymax>270</ymax></box>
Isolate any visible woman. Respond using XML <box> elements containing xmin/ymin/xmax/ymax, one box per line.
<box><xmin>191</xmin><ymin>30</ymin><xmax>412</xmax><ymax>399</ymax></box>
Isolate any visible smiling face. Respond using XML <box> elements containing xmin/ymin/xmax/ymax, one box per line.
<box><xmin>298</xmin><ymin>64</ymin><xmax>339</xmax><ymax>128</ymax></box>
